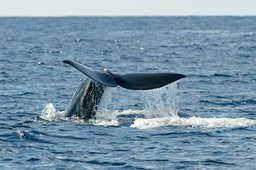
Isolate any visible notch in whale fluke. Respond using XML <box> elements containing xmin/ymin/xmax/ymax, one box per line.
<box><xmin>63</xmin><ymin>60</ymin><xmax>186</xmax><ymax>90</ymax></box>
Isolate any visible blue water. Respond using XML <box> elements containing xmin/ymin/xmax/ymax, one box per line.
<box><xmin>0</xmin><ymin>17</ymin><xmax>256</xmax><ymax>169</ymax></box>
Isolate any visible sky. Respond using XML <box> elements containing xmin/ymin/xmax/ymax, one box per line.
<box><xmin>0</xmin><ymin>0</ymin><xmax>256</xmax><ymax>16</ymax></box>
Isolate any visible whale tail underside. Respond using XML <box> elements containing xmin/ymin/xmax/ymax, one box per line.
<box><xmin>63</xmin><ymin>60</ymin><xmax>186</xmax><ymax>90</ymax></box>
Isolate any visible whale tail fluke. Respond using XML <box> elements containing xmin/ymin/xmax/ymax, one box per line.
<box><xmin>112</xmin><ymin>73</ymin><xmax>185</xmax><ymax>90</ymax></box>
<box><xmin>63</xmin><ymin>60</ymin><xmax>186</xmax><ymax>90</ymax></box>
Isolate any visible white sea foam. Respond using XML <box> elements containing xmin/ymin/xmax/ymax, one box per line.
<box><xmin>131</xmin><ymin>116</ymin><xmax>256</xmax><ymax>129</ymax></box>
<box><xmin>93</xmin><ymin>119</ymin><xmax>119</xmax><ymax>127</ymax></box>
<box><xmin>40</xmin><ymin>84</ymin><xmax>256</xmax><ymax>129</ymax></box>
<box><xmin>115</xmin><ymin>109</ymin><xmax>144</xmax><ymax>115</ymax></box>
<box><xmin>40</xmin><ymin>102</ymin><xmax>119</xmax><ymax>126</ymax></box>
<box><xmin>40</xmin><ymin>103</ymin><xmax>66</xmax><ymax>121</ymax></box>
<box><xmin>40</xmin><ymin>103</ymin><xmax>256</xmax><ymax>129</ymax></box>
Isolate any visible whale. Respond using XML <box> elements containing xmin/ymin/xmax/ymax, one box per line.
<box><xmin>63</xmin><ymin>60</ymin><xmax>186</xmax><ymax>121</ymax></box>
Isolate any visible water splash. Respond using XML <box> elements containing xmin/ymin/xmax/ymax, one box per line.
<box><xmin>96</xmin><ymin>87</ymin><xmax>117</xmax><ymax>120</ymax></box>
<box><xmin>40</xmin><ymin>103</ymin><xmax>66</xmax><ymax>121</ymax></box>
<box><xmin>132</xmin><ymin>83</ymin><xmax>256</xmax><ymax>129</ymax></box>
<box><xmin>39</xmin><ymin>85</ymin><xmax>256</xmax><ymax>129</ymax></box>
<box><xmin>140</xmin><ymin>83</ymin><xmax>178</xmax><ymax>118</ymax></box>
<box><xmin>91</xmin><ymin>87</ymin><xmax>120</xmax><ymax>126</ymax></box>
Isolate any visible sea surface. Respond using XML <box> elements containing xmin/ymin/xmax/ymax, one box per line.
<box><xmin>0</xmin><ymin>16</ymin><xmax>256</xmax><ymax>169</ymax></box>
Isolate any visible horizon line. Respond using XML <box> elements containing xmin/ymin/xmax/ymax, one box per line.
<box><xmin>0</xmin><ymin>14</ymin><xmax>255</xmax><ymax>17</ymax></box>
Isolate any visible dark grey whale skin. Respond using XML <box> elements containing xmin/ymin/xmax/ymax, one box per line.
<box><xmin>63</xmin><ymin>60</ymin><xmax>186</xmax><ymax>121</ymax></box>
<box><xmin>64</xmin><ymin>79</ymin><xmax>105</xmax><ymax>121</ymax></box>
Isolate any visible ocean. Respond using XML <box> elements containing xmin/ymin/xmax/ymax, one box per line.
<box><xmin>0</xmin><ymin>16</ymin><xmax>256</xmax><ymax>169</ymax></box>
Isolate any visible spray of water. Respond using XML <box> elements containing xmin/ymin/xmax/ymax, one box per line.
<box><xmin>40</xmin><ymin>103</ymin><xmax>66</xmax><ymax>121</ymax></box>
<box><xmin>140</xmin><ymin>83</ymin><xmax>178</xmax><ymax>118</ymax></box>
<box><xmin>96</xmin><ymin>87</ymin><xmax>116</xmax><ymax>119</ymax></box>
<box><xmin>132</xmin><ymin>83</ymin><xmax>256</xmax><ymax>129</ymax></box>
<box><xmin>40</xmin><ymin>83</ymin><xmax>256</xmax><ymax>129</ymax></box>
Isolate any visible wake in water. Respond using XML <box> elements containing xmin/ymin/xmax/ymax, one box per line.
<box><xmin>40</xmin><ymin>83</ymin><xmax>256</xmax><ymax>129</ymax></box>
